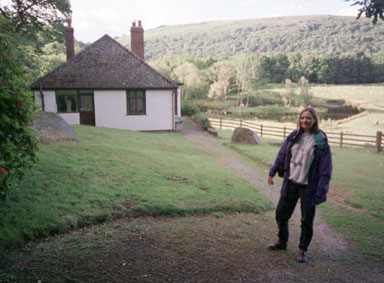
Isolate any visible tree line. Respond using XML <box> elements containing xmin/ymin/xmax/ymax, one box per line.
<box><xmin>149</xmin><ymin>52</ymin><xmax>384</xmax><ymax>103</ymax></box>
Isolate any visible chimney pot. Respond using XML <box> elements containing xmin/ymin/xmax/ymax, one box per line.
<box><xmin>138</xmin><ymin>20</ymin><xmax>142</xmax><ymax>27</ymax></box>
<box><xmin>132</xmin><ymin>20</ymin><xmax>136</xmax><ymax>27</ymax></box>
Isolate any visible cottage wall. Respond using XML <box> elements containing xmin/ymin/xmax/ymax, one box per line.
<box><xmin>34</xmin><ymin>91</ymin><xmax>80</xmax><ymax>124</ymax></box>
<box><xmin>94</xmin><ymin>90</ymin><xmax>173</xmax><ymax>131</ymax></box>
<box><xmin>35</xmin><ymin>89</ymin><xmax>174</xmax><ymax>130</ymax></box>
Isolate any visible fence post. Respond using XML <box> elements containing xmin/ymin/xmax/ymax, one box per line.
<box><xmin>260</xmin><ymin>124</ymin><xmax>263</xmax><ymax>137</ymax></box>
<box><xmin>240</xmin><ymin>119</ymin><xmax>242</xmax><ymax>127</ymax></box>
<box><xmin>283</xmin><ymin>127</ymin><xmax>286</xmax><ymax>140</ymax></box>
<box><xmin>376</xmin><ymin>131</ymin><xmax>383</xmax><ymax>153</ymax></box>
<box><xmin>220</xmin><ymin>117</ymin><xmax>222</xmax><ymax>130</ymax></box>
<box><xmin>340</xmin><ymin>132</ymin><xmax>343</xmax><ymax>148</ymax></box>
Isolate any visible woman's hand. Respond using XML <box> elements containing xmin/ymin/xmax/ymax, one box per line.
<box><xmin>268</xmin><ymin>176</ymin><xmax>274</xmax><ymax>185</ymax></box>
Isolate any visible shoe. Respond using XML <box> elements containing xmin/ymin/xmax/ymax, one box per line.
<box><xmin>267</xmin><ymin>242</ymin><xmax>287</xmax><ymax>251</ymax></box>
<box><xmin>297</xmin><ymin>249</ymin><xmax>308</xmax><ymax>263</ymax></box>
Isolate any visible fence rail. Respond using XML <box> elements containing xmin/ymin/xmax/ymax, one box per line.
<box><xmin>208</xmin><ymin>117</ymin><xmax>383</xmax><ymax>153</ymax></box>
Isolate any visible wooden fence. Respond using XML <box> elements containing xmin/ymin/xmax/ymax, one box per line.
<box><xmin>208</xmin><ymin>117</ymin><xmax>384</xmax><ymax>153</ymax></box>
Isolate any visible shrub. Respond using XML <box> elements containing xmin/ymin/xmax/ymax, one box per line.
<box><xmin>0</xmin><ymin>18</ymin><xmax>38</xmax><ymax>200</ymax></box>
<box><xmin>181</xmin><ymin>101</ymin><xmax>212</xmax><ymax>130</ymax></box>
<box><xmin>247</xmin><ymin>92</ymin><xmax>284</xmax><ymax>107</ymax></box>
<box><xmin>181</xmin><ymin>101</ymin><xmax>200</xmax><ymax>116</ymax></box>
<box><xmin>194</xmin><ymin>100</ymin><xmax>227</xmax><ymax>112</ymax></box>
<box><xmin>194</xmin><ymin>112</ymin><xmax>212</xmax><ymax>130</ymax></box>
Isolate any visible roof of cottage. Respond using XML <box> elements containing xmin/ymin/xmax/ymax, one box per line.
<box><xmin>31</xmin><ymin>35</ymin><xmax>177</xmax><ymax>90</ymax></box>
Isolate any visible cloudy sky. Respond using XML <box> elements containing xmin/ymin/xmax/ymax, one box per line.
<box><xmin>70</xmin><ymin>0</ymin><xmax>359</xmax><ymax>43</ymax></box>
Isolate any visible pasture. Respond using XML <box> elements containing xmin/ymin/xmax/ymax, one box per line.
<box><xmin>269</xmin><ymin>83</ymin><xmax>384</xmax><ymax>135</ymax></box>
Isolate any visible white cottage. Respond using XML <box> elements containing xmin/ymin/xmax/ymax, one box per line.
<box><xmin>31</xmin><ymin>20</ymin><xmax>181</xmax><ymax>131</ymax></box>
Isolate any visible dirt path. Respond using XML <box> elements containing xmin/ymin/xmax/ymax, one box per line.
<box><xmin>2</xmin><ymin>119</ymin><xmax>383</xmax><ymax>282</ymax></box>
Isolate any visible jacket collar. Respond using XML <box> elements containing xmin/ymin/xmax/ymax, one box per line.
<box><xmin>314</xmin><ymin>130</ymin><xmax>328</xmax><ymax>147</ymax></box>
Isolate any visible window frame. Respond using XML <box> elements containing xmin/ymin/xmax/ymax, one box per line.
<box><xmin>55</xmin><ymin>90</ymin><xmax>79</xmax><ymax>113</ymax></box>
<box><xmin>55</xmin><ymin>89</ymin><xmax>94</xmax><ymax>113</ymax></box>
<box><xmin>126</xmin><ymin>89</ymin><xmax>146</xmax><ymax>115</ymax></box>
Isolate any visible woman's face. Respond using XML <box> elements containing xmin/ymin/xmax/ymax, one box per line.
<box><xmin>300</xmin><ymin>111</ymin><xmax>314</xmax><ymax>132</ymax></box>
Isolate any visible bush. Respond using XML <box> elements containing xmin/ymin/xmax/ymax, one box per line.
<box><xmin>181</xmin><ymin>101</ymin><xmax>211</xmax><ymax>130</ymax></box>
<box><xmin>181</xmin><ymin>102</ymin><xmax>200</xmax><ymax>116</ymax></box>
<box><xmin>246</xmin><ymin>92</ymin><xmax>284</xmax><ymax>107</ymax></box>
<box><xmin>194</xmin><ymin>112</ymin><xmax>212</xmax><ymax>130</ymax></box>
<box><xmin>0</xmin><ymin>18</ymin><xmax>38</xmax><ymax>200</ymax></box>
<box><xmin>193</xmin><ymin>100</ymin><xmax>227</xmax><ymax>112</ymax></box>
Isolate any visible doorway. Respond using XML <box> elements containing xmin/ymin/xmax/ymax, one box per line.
<box><xmin>79</xmin><ymin>91</ymin><xmax>95</xmax><ymax>126</ymax></box>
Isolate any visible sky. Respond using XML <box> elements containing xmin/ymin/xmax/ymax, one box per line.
<box><xmin>70</xmin><ymin>0</ymin><xmax>359</xmax><ymax>43</ymax></box>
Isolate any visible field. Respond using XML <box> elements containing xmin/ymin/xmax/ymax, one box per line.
<box><xmin>268</xmin><ymin>83</ymin><xmax>384</xmax><ymax>135</ymax></box>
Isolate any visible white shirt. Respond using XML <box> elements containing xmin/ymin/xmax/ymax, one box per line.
<box><xmin>289</xmin><ymin>132</ymin><xmax>315</xmax><ymax>185</ymax></box>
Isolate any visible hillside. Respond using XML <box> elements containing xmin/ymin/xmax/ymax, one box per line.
<box><xmin>116</xmin><ymin>15</ymin><xmax>384</xmax><ymax>61</ymax></box>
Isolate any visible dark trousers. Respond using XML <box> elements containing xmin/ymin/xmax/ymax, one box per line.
<box><xmin>275</xmin><ymin>181</ymin><xmax>316</xmax><ymax>251</ymax></box>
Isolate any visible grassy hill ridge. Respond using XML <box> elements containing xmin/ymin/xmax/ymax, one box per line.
<box><xmin>116</xmin><ymin>15</ymin><xmax>384</xmax><ymax>60</ymax></box>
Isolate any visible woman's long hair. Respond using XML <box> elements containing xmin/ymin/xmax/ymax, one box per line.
<box><xmin>297</xmin><ymin>106</ymin><xmax>319</xmax><ymax>134</ymax></box>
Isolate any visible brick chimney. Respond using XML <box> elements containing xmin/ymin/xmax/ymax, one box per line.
<box><xmin>130</xmin><ymin>20</ymin><xmax>144</xmax><ymax>59</ymax></box>
<box><xmin>65</xmin><ymin>18</ymin><xmax>74</xmax><ymax>61</ymax></box>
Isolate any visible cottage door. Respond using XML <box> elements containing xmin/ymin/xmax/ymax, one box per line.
<box><xmin>79</xmin><ymin>91</ymin><xmax>95</xmax><ymax>126</ymax></box>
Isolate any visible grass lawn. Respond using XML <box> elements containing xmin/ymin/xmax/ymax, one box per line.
<box><xmin>221</xmin><ymin>131</ymin><xmax>384</xmax><ymax>261</ymax></box>
<box><xmin>0</xmin><ymin>126</ymin><xmax>272</xmax><ymax>250</ymax></box>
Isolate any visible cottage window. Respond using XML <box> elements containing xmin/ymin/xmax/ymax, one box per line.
<box><xmin>56</xmin><ymin>90</ymin><xmax>78</xmax><ymax>113</ymax></box>
<box><xmin>127</xmin><ymin>90</ymin><xmax>146</xmax><ymax>115</ymax></box>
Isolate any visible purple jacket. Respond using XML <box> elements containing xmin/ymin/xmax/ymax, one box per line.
<box><xmin>269</xmin><ymin>130</ymin><xmax>333</xmax><ymax>207</ymax></box>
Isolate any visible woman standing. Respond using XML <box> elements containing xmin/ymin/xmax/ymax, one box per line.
<box><xmin>267</xmin><ymin>106</ymin><xmax>332</xmax><ymax>263</ymax></box>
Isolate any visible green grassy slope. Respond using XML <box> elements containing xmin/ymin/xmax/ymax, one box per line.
<box><xmin>117</xmin><ymin>15</ymin><xmax>384</xmax><ymax>60</ymax></box>
<box><xmin>0</xmin><ymin>126</ymin><xmax>272</xmax><ymax>249</ymax></box>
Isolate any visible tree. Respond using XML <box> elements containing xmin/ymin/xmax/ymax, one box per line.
<box><xmin>207</xmin><ymin>60</ymin><xmax>234</xmax><ymax>102</ymax></box>
<box><xmin>347</xmin><ymin>0</ymin><xmax>384</xmax><ymax>24</ymax></box>
<box><xmin>149</xmin><ymin>60</ymin><xmax>172</xmax><ymax>79</ymax></box>
<box><xmin>287</xmin><ymin>53</ymin><xmax>304</xmax><ymax>82</ymax></box>
<box><xmin>0</xmin><ymin>0</ymin><xmax>71</xmax><ymax>44</ymax></box>
<box><xmin>372</xmin><ymin>51</ymin><xmax>384</xmax><ymax>82</ymax></box>
<box><xmin>0</xmin><ymin>16</ymin><xmax>37</xmax><ymax>200</ymax></box>
<box><xmin>300</xmin><ymin>53</ymin><xmax>336</xmax><ymax>83</ymax></box>
<box><xmin>1</xmin><ymin>0</ymin><xmax>71</xmax><ymax>81</ymax></box>
<box><xmin>283</xmin><ymin>79</ymin><xmax>298</xmax><ymax>107</ymax></box>
<box><xmin>332</xmin><ymin>53</ymin><xmax>374</xmax><ymax>84</ymax></box>
<box><xmin>270</xmin><ymin>54</ymin><xmax>290</xmax><ymax>83</ymax></box>
<box><xmin>298</xmin><ymin>76</ymin><xmax>313</xmax><ymax>106</ymax></box>
<box><xmin>235</xmin><ymin>55</ymin><xmax>268</xmax><ymax>107</ymax></box>
<box><xmin>173</xmin><ymin>62</ymin><xmax>209</xmax><ymax>100</ymax></box>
